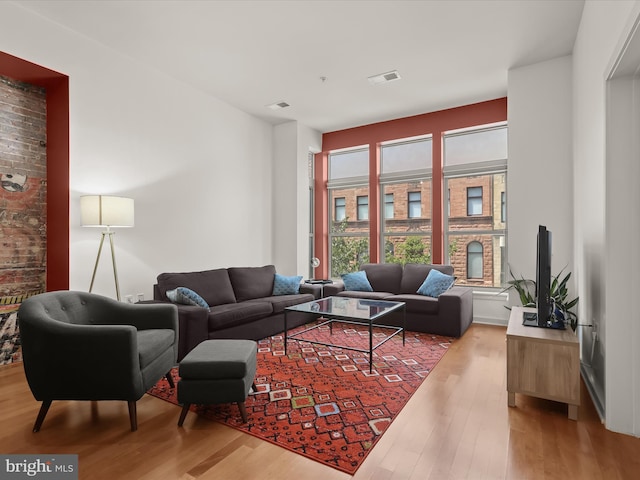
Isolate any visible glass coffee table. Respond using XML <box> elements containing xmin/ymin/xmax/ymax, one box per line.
<box><xmin>284</xmin><ymin>296</ymin><xmax>406</xmax><ymax>373</ymax></box>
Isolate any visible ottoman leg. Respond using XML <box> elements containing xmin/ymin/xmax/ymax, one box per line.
<box><xmin>238</xmin><ymin>402</ymin><xmax>248</xmax><ymax>423</ymax></box>
<box><xmin>178</xmin><ymin>404</ymin><xmax>191</xmax><ymax>427</ymax></box>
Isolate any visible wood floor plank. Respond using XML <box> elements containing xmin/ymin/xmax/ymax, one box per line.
<box><xmin>1</xmin><ymin>324</ymin><xmax>638</xmax><ymax>479</ymax></box>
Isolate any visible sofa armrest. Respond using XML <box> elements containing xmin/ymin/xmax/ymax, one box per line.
<box><xmin>300</xmin><ymin>283</ymin><xmax>322</xmax><ymax>299</ymax></box>
<box><xmin>438</xmin><ymin>286</ymin><xmax>473</xmax><ymax>337</ymax></box>
<box><xmin>323</xmin><ymin>282</ymin><xmax>345</xmax><ymax>296</ymax></box>
<box><xmin>142</xmin><ymin>300</ymin><xmax>208</xmax><ymax>361</ymax></box>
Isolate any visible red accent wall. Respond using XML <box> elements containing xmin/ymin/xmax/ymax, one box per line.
<box><xmin>0</xmin><ymin>51</ymin><xmax>69</xmax><ymax>291</ymax></box>
<box><xmin>314</xmin><ymin>151</ymin><xmax>329</xmax><ymax>277</ymax></box>
<box><xmin>317</xmin><ymin>98</ymin><xmax>507</xmax><ymax>273</ymax></box>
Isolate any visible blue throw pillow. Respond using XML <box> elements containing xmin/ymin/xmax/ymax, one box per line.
<box><xmin>416</xmin><ymin>269</ymin><xmax>455</xmax><ymax>297</ymax></box>
<box><xmin>272</xmin><ymin>273</ymin><xmax>303</xmax><ymax>295</ymax></box>
<box><xmin>341</xmin><ymin>270</ymin><xmax>373</xmax><ymax>292</ymax></box>
<box><xmin>166</xmin><ymin>287</ymin><xmax>210</xmax><ymax>311</ymax></box>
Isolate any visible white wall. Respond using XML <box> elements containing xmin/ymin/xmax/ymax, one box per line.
<box><xmin>472</xmin><ymin>291</ymin><xmax>509</xmax><ymax>326</ymax></box>
<box><xmin>0</xmin><ymin>2</ymin><xmax>276</xmax><ymax>301</ymax></box>
<box><xmin>573</xmin><ymin>0</ymin><xmax>640</xmax><ymax>436</ymax></box>
<box><xmin>507</xmin><ymin>56</ymin><xmax>574</xmax><ymax>302</ymax></box>
<box><xmin>273</xmin><ymin>122</ymin><xmax>298</xmax><ymax>275</ymax></box>
<box><xmin>273</xmin><ymin>122</ymin><xmax>321</xmax><ymax>277</ymax></box>
<box><xmin>475</xmin><ymin>55</ymin><xmax>574</xmax><ymax>326</ymax></box>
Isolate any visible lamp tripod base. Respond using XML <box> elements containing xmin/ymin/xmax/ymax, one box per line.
<box><xmin>89</xmin><ymin>229</ymin><xmax>122</xmax><ymax>301</ymax></box>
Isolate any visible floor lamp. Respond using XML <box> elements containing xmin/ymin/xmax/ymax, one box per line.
<box><xmin>80</xmin><ymin>195</ymin><xmax>134</xmax><ymax>301</ymax></box>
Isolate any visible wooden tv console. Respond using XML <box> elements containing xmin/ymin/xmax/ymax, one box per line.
<box><xmin>506</xmin><ymin>306</ymin><xmax>580</xmax><ymax>420</ymax></box>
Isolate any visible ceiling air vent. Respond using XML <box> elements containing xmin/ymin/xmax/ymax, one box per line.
<box><xmin>267</xmin><ymin>101</ymin><xmax>290</xmax><ymax>110</ymax></box>
<box><xmin>368</xmin><ymin>70</ymin><xmax>401</xmax><ymax>85</ymax></box>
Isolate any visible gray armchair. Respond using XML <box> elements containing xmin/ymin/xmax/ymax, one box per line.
<box><xmin>17</xmin><ymin>291</ymin><xmax>178</xmax><ymax>432</ymax></box>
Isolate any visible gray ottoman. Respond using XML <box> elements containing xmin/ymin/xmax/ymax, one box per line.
<box><xmin>177</xmin><ymin>339</ymin><xmax>257</xmax><ymax>426</ymax></box>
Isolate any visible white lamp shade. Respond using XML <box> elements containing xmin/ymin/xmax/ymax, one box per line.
<box><xmin>80</xmin><ymin>195</ymin><xmax>134</xmax><ymax>227</ymax></box>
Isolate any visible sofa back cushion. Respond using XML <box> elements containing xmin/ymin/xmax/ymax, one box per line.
<box><xmin>157</xmin><ymin>269</ymin><xmax>236</xmax><ymax>306</ymax></box>
<box><xmin>360</xmin><ymin>263</ymin><xmax>403</xmax><ymax>294</ymax></box>
<box><xmin>228</xmin><ymin>265</ymin><xmax>277</xmax><ymax>302</ymax></box>
<box><xmin>401</xmin><ymin>263</ymin><xmax>454</xmax><ymax>294</ymax></box>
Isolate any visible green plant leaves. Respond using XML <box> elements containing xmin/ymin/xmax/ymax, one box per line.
<box><xmin>503</xmin><ymin>264</ymin><xmax>579</xmax><ymax>331</ymax></box>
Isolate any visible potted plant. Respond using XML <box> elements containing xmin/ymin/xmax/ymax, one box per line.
<box><xmin>503</xmin><ymin>265</ymin><xmax>579</xmax><ymax>331</ymax></box>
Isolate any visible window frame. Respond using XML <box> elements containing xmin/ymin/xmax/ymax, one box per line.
<box><xmin>408</xmin><ymin>191</ymin><xmax>422</xmax><ymax>219</ymax></box>
<box><xmin>357</xmin><ymin>195</ymin><xmax>369</xmax><ymax>221</ymax></box>
<box><xmin>443</xmin><ymin>123</ymin><xmax>508</xmax><ymax>289</ymax></box>
<box><xmin>334</xmin><ymin>196</ymin><xmax>346</xmax><ymax>222</ymax></box>
<box><xmin>328</xmin><ymin>146</ymin><xmax>370</xmax><ymax>277</ymax></box>
<box><xmin>467</xmin><ymin>241</ymin><xmax>484</xmax><ymax>279</ymax></box>
<box><xmin>384</xmin><ymin>193</ymin><xmax>394</xmax><ymax>219</ymax></box>
<box><xmin>466</xmin><ymin>186</ymin><xmax>483</xmax><ymax>216</ymax></box>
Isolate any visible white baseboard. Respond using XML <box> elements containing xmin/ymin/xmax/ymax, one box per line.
<box><xmin>581</xmin><ymin>363</ymin><xmax>605</xmax><ymax>423</ymax></box>
<box><xmin>473</xmin><ymin>316</ymin><xmax>508</xmax><ymax>327</ymax></box>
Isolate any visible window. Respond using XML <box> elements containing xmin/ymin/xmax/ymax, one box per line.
<box><xmin>320</xmin><ymin>102</ymin><xmax>506</xmax><ymax>285</ymax></box>
<box><xmin>334</xmin><ymin>197</ymin><xmax>346</xmax><ymax>222</ymax></box>
<box><xmin>380</xmin><ymin>136</ymin><xmax>432</xmax><ymax>266</ymax></box>
<box><xmin>384</xmin><ymin>193</ymin><xmax>394</xmax><ymax>219</ymax></box>
<box><xmin>408</xmin><ymin>192</ymin><xmax>422</xmax><ymax>218</ymax></box>
<box><xmin>467</xmin><ymin>187</ymin><xmax>483</xmax><ymax>216</ymax></box>
<box><xmin>357</xmin><ymin>196</ymin><xmax>369</xmax><ymax>220</ymax></box>
<box><xmin>467</xmin><ymin>241</ymin><xmax>483</xmax><ymax>279</ymax></box>
<box><xmin>444</xmin><ymin>124</ymin><xmax>507</xmax><ymax>287</ymax></box>
<box><xmin>328</xmin><ymin>147</ymin><xmax>370</xmax><ymax>276</ymax></box>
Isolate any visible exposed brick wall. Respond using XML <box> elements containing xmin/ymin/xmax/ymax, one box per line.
<box><xmin>329</xmin><ymin>174</ymin><xmax>505</xmax><ymax>287</ymax></box>
<box><xmin>0</xmin><ymin>75</ymin><xmax>47</xmax><ymax>299</ymax></box>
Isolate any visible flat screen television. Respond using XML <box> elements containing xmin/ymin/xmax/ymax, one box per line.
<box><xmin>523</xmin><ymin>225</ymin><xmax>561</xmax><ymax>328</ymax></box>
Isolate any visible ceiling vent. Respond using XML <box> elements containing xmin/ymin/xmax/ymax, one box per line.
<box><xmin>368</xmin><ymin>70</ymin><xmax>401</xmax><ymax>85</ymax></box>
<box><xmin>267</xmin><ymin>101</ymin><xmax>290</xmax><ymax>110</ymax></box>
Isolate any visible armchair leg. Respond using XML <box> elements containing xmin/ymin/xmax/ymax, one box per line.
<box><xmin>128</xmin><ymin>401</ymin><xmax>138</xmax><ymax>432</ymax></box>
<box><xmin>33</xmin><ymin>400</ymin><xmax>52</xmax><ymax>433</ymax></box>
<box><xmin>165</xmin><ymin>372</ymin><xmax>175</xmax><ymax>389</ymax></box>
<box><xmin>238</xmin><ymin>401</ymin><xmax>248</xmax><ymax>423</ymax></box>
<box><xmin>178</xmin><ymin>404</ymin><xmax>191</xmax><ymax>427</ymax></box>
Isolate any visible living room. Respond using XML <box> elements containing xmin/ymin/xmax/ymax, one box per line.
<box><xmin>1</xmin><ymin>1</ymin><xmax>639</xmax><ymax>479</ymax></box>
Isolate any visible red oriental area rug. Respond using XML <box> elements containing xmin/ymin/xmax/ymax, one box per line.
<box><xmin>147</xmin><ymin>320</ymin><xmax>453</xmax><ymax>475</ymax></box>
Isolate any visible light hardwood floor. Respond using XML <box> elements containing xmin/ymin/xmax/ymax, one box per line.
<box><xmin>1</xmin><ymin>324</ymin><xmax>638</xmax><ymax>479</ymax></box>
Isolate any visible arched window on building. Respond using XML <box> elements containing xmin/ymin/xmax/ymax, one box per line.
<box><xmin>467</xmin><ymin>241</ymin><xmax>483</xmax><ymax>279</ymax></box>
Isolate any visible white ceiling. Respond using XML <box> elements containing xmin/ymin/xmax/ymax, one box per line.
<box><xmin>16</xmin><ymin>0</ymin><xmax>585</xmax><ymax>133</ymax></box>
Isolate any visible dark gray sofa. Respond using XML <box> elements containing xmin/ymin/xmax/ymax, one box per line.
<box><xmin>153</xmin><ymin>265</ymin><xmax>320</xmax><ymax>360</ymax></box>
<box><xmin>323</xmin><ymin>263</ymin><xmax>473</xmax><ymax>337</ymax></box>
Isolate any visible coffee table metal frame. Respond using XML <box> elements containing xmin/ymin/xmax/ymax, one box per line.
<box><xmin>284</xmin><ymin>296</ymin><xmax>406</xmax><ymax>373</ymax></box>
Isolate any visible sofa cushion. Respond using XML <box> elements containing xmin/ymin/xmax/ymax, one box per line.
<box><xmin>247</xmin><ymin>293</ymin><xmax>315</xmax><ymax>313</ymax></box>
<box><xmin>207</xmin><ymin>302</ymin><xmax>273</xmax><ymax>331</ymax></box>
<box><xmin>157</xmin><ymin>269</ymin><xmax>236</xmax><ymax>306</ymax></box>
<box><xmin>341</xmin><ymin>270</ymin><xmax>373</xmax><ymax>292</ymax></box>
<box><xmin>166</xmin><ymin>287</ymin><xmax>210</xmax><ymax>311</ymax></box>
<box><xmin>385</xmin><ymin>294</ymin><xmax>440</xmax><ymax>315</ymax></box>
<box><xmin>417</xmin><ymin>269</ymin><xmax>455</xmax><ymax>297</ymax></box>
<box><xmin>361</xmin><ymin>263</ymin><xmax>403</xmax><ymax>293</ymax></box>
<box><xmin>400</xmin><ymin>263</ymin><xmax>454</xmax><ymax>294</ymax></box>
<box><xmin>272</xmin><ymin>273</ymin><xmax>303</xmax><ymax>295</ymax></box>
<box><xmin>228</xmin><ymin>265</ymin><xmax>276</xmax><ymax>302</ymax></box>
